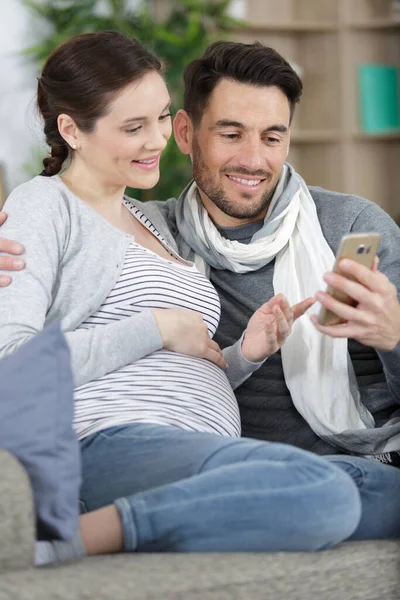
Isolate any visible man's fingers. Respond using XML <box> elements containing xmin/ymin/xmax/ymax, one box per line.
<box><xmin>315</xmin><ymin>290</ymin><xmax>374</xmax><ymax>325</ymax></box>
<box><xmin>310</xmin><ymin>313</ymin><xmax>347</xmax><ymax>336</ymax></box>
<box><xmin>0</xmin><ymin>256</ymin><xmax>25</xmax><ymax>271</ymax></box>
<box><xmin>292</xmin><ymin>297</ymin><xmax>315</xmax><ymax>321</ymax></box>
<box><xmin>0</xmin><ymin>238</ymin><xmax>24</xmax><ymax>255</ymax></box>
<box><xmin>311</xmin><ymin>314</ymin><xmax>363</xmax><ymax>340</ymax></box>
<box><xmin>371</xmin><ymin>256</ymin><xmax>379</xmax><ymax>272</ymax></box>
<box><xmin>337</xmin><ymin>258</ymin><xmax>387</xmax><ymax>293</ymax></box>
<box><xmin>0</xmin><ymin>212</ymin><xmax>7</xmax><ymax>226</ymax></box>
<box><xmin>0</xmin><ymin>275</ymin><xmax>11</xmax><ymax>287</ymax></box>
<box><xmin>322</xmin><ymin>270</ymin><xmax>388</xmax><ymax>311</ymax></box>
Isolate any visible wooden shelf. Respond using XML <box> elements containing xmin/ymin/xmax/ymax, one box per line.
<box><xmin>290</xmin><ymin>130</ymin><xmax>340</xmax><ymax>143</ymax></box>
<box><xmin>352</xmin><ymin>131</ymin><xmax>400</xmax><ymax>142</ymax></box>
<box><xmin>230</xmin><ymin>0</ymin><xmax>400</xmax><ymax>218</ymax></box>
<box><xmin>236</xmin><ymin>21</ymin><xmax>337</xmax><ymax>33</ymax></box>
<box><xmin>349</xmin><ymin>19</ymin><xmax>400</xmax><ymax>30</ymax></box>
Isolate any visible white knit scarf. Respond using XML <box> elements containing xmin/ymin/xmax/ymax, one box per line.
<box><xmin>179</xmin><ymin>165</ymin><xmax>375</xmax><ymax>442</ymax></box>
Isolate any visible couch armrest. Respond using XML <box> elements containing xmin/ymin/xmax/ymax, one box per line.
<box><xmin>0</xmin><ymin>449</ymin><xmax>35</xmax><ymax>572</ymax></box>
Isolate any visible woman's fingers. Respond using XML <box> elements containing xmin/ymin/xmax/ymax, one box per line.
<box><xmin>292</xmin><ymin>297</ymin><xmax>315</xmax><ymax>321</ymax></box>
<box><xmin>205</xmin><ymin>339</ymin><xmax>228</xmax><ymax>369</ymax></box>
<box><xmin>273</xmin><ymin>305</ymin><xmax>290</xmax><ymax>340</ymax></box>
<box><xmin>276</xmin><ymin>295</ymin><xmax>293</xmax><ymax>325</ymax></box>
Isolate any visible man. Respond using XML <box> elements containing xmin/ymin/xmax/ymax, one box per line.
<box><xmin>166</xmin><ymin>41</ymin><xmax>400</xmax><ymax>455</ymax></box>
<box><xmin>1</xmin><ymin>41</ymin><xmax>400</xmax><ymax>539</ymax></box>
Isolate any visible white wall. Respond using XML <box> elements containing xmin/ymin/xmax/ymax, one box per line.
<box><xmin>0</xmin><ymin>0</ymin><xmax>144</xmax><ymax>194</ymax></box>
<box><xmin>228</xmin><ymin>0</ymin><xmax>246</xmax><ymax>19</ymax></box>
<box><xmin>0</xmin><ymin>0</ymin><xmax>46</xmax><ymax>193</ymax></box>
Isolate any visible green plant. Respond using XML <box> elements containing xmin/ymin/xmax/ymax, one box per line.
<box><xmin>22</xmin><ymin>0</ymin><xmax>241</xmax><ymax>200</ymax></box>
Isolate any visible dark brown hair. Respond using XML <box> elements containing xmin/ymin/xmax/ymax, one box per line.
<box><xmin>37</xmin><ymin>31</ymin><xmax>162</xmax><ymax>176</ymax></box>
<box><xmin>183</xmin><ymin>41</ymin><xmax>303</xmax><ymax>126</ymax></box>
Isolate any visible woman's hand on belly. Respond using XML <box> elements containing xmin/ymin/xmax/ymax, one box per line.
<box><xmin>152</xmin><ymin>308</ymin><xmax>228</xmax><ymax>369</ymax></box>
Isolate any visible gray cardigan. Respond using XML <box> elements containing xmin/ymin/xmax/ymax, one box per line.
<box><xmin>0</xmin><ymin>175</ymin><xmax>258</xmax><ymax>389</ymax></box>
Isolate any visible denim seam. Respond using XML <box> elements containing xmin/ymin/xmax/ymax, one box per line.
<box><xmin>99</xmin><ymin>432</ymin><xmax>149</xmax><ymax>441</ymax></box>
<box><xmin>198</xmin><ymin>439</ymin><xmax>254</xmax><ymax>473</ymax></box>
<box><xmin>328</xmin><ymin>458</ymin><xmax>367</xmax><ymax>490</ymax></box>
<box><xmin>198</xmin><ymin>440</ymin><xmax>298</xmax><ymax>475</ymax></box>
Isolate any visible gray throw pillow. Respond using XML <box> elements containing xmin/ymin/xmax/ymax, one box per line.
<box><xmin>0</xmin><ymin>321</ymin><xmax>80</xmax><ymax>540</ymax></box>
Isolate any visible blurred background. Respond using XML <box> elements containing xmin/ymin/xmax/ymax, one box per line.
<box><xmin>0</xmin><ymin>0</ymin><xmax>399</xmax><ymax>221</ymax></box>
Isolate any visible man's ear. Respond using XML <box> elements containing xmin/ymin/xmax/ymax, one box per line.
<box><xmin>173</xmin><ymin>109</ymin><xmax>194</xmax><ymax>155</ymax></box>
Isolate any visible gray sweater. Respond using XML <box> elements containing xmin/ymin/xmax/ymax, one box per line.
<box><xmin>0</xmin><ymin>175</ymin><xmax>259</xmax><ymax>390</ymax></box>
<box><xmin>151</xmin><ymin>188</ymin><xmax>400</xmax><ymax>455</ymax></box>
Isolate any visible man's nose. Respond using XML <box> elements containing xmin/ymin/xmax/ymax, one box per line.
<box><xmin>236</xmin><ymin>137</ymin><xmax>266</xmax><ymax>172</ymax></box>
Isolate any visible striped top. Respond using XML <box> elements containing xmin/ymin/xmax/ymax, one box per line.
<box><xmin>73</xmin><ymin>201</ymin><xmax>241</xmax><ymax>440</ymax></box>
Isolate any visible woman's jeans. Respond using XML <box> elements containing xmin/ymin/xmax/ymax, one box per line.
<box><xmin>79</xmin><ymin>423</ymin><xmax>365</xmax><ymax>552</ymax></box>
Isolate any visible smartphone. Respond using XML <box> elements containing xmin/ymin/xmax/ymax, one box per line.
<box><xmin>318</xmin><ymin>232</ymin><xmax>381</xmax><ymax>326</ymax></box>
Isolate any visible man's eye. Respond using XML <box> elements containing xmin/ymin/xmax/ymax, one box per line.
<box><xmin>159</xmin><ymin>113</ymin><xmax>172</xmax><ymax>121</ymax></box>
<box><xmin>266</xmin><ymin>137</ymin><xmax>279</xmax><ymax>143</ymax></box>
<box><xmin>222</xmin><ymin>133</ymin><xmax>240</xmax><ymax>140</ymax></box>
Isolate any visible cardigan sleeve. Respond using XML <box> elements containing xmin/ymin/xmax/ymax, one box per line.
<box><xmin>0</xmin><ymin>183</ymin><xmax>162</xmax><ymax>387</ymax></box>
<box><xmin>222</xmin><ymin>333</ymin><xmax>265</xmax><ymax>390</ymax></box>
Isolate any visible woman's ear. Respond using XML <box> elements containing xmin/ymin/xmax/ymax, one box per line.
<box><xmin>57</xmin><ymin>114</ymin><xmax>80</xmax><ymax>150</ymax></box>
<box><xmin>173</xmin><ymin>109</ymin><xmax>194</xmax><ymax>155</ymax></box>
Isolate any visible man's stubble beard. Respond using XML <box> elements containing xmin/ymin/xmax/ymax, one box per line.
<box><xmin>191</xmin><ymin>135</ymin><xmax>276</xmax><ymax>221</ymax></box>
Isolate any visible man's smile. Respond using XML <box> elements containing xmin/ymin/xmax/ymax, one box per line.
<box><xmin>225</xmin><ymin>174</ymin><xmax>266</xmax><ymax>191</ymax></box>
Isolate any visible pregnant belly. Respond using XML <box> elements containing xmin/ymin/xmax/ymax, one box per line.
<box><xmin>74</xmin><ymin>349</ymin><xmax>241</xmax><ymax>437</ymax></box>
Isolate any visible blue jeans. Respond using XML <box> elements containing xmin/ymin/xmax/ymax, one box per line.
<box><xmin>80</xmin><ymin>423</ymin><xmax>361</xmax><ymax>552</ymax></box>
<box><xmin>326</xmin><ymin>454</ymin><xmax>400</xmax><ymax>541</ymax></box>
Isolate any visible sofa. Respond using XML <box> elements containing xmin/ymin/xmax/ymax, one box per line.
<box><xmin>0</xmin><ymin>450</ymin><xmax>399</xmax><ymax>600</ymax></box>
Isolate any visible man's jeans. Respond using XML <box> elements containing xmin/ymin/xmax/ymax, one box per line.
<box><xmin>326</xmin><ymin>453</ymin><xmax>400</xmax><ymax>540</ymax></box>
<box><xmin>80</xmin><ymin>423</ymin><xmax>362</xmax><ymax>552</ymax></box>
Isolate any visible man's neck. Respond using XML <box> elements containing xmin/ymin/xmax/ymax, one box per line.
<box><xmin>216</xmin><ymin>218</ymin><xmax>264</xmax><ymax>240</ymax></box>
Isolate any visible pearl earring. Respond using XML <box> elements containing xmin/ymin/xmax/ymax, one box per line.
<box><xmin>72</xmin><ymin>144</ymin><xmax>77</xmax><ymax>150</ymax></box>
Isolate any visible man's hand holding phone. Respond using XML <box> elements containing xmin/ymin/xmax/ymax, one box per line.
<box><xmin>312</xmin><ymin>254</ymin><xmax>400</xmax><ymax>352</ymax></box>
